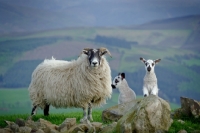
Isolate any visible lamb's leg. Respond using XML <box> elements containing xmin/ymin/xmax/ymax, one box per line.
<box><xmin>151</xmin><ymin>87</ymin><xmax>159</xmax><ymax>96</ymax></box>
<box><xmin>44</xmin><ymin>104</ymin><xmax>50</xmax><ymax>116</ymax></box>
<box><xmin>88</xmin><ymin>103</ymin><xmax>93</xmax><ymax>121</ymax></box>
<box><xmin>80</xmin><ymin>107</ymin><xmax>88</xmax><ymax>123</ymax></box>
<box><xmin>31</xmin><ymin>105</ymin><xmax>37</xmax><ymax>115</ymax></box>
<box><xmin>143</xmin><ymin>87</ymin><xmax>149</xmax><ymax>97</ymax></box>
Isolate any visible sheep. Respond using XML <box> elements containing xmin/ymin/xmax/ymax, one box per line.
<box><xmin>140</xmin><ymin>57</ymin><xmax>161</xmax><ymax>97</ymax></box>
<box><xmin>111</xmin><ymin>73</ymin><xmax>136</xmax><ymax>104</ymax></box>
<box><xmin>28</xmin><ymin>47</ymin><xmax>112</xmax><ymax>122</ymax></box>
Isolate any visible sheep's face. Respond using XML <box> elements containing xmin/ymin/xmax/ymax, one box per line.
<box><xmin>82</xmin><ymin>48</ymin><xmax>112</xmax><ymax>68</ymax></box>
<box><xmin>140</xmin><ymin>57</ymin><xmax>161</xmax><ymax>73</ymax></box>
<box><xmin>111</xmin><ymin>73</ymin><xmax>125</xmax><ymax>89</ymax></box>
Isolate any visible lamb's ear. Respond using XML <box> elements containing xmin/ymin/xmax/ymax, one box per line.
<box><xmin>140</xmin><ymin>57</ymin><xmax>146</xmax><ymax>63</ymax></box>
<box><xmin>121</xmin><ymin>73</ymin><xmax>125</xmax><ymax>79</ymax></box>
<box><xmin>154</xmin><ymin>59</ymin><xmax>161</xmax><ymax>64</ymax></box>
<box><xmin>99</xmin><ymin>47</ymin><xmax>112</xmax><ymax>57</ymax></box>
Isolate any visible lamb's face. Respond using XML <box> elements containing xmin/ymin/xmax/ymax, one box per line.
<box><xmin>111</xmin><ymin>73</ymin><xmax>125</xmax><ymax>89</ymax></box>
<box><xmin>82</xmin><ymin>48</ymin><xmax>112</xmax><ymax>68</ymax></box>
<box><xmin>140</xmin><ymin>57</ymin><xmax>161</xmax><ymax>73</ymax></box>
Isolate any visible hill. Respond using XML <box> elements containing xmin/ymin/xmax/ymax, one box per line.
<box><xmin>1</xmin><ymin>0</ymin><xmax>200</xmax><ymax>34</ymax></box>
<box><xmin>0</xmin><ymin>15</ymin><xmax>200</xmax><ymax>107</ymax></box>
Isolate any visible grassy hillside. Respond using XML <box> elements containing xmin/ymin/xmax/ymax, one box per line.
<box><xmin>0</xmin><ymin>15</ymin><xmax>200</xmax><ymax>106</ymax></box>
<box><xmin>0</xmin><ymin>89</ymin><xmax>179</xmax><ymax>116</ymax></box>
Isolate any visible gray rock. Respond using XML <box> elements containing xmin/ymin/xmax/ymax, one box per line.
<box><xmin>99</xmin><ymin>122</ymin><xmax>117</xmax><ymax>133</ymax></box>
<box><xmin>116</xmin><ymin>95</ymin><xmax>172</xmax><ymax>133</ymax></box>
<box><xmin>5</xmin><ymin>120</ymin><xmax>19</xmax><ymax>132</ymax></box>
<box><xmin>19</xmin><ymin>126</ymin><xmax>32</xmax><ymax>133</ymax></box>
<box><xmin>180</xmin><ymin>96</ymin><xmax>200</xmax><ymax>118</ymax></box>
<box><xmin>68</xmin><ymin>123</ymin><xmax>92</xmax><ymax>133</ymax></box>
<box><xmin>58</xmin><ymin>118</ymin><xmax>76</xmax><ymax>132</ymax></box>
<box><xmin>15</xmin><ymin>118</ymin><xmax>25</xmax><ymax>127</ymax></box>
<box><xmin>178</xmin><ymin>129</ymin><xmax>187</xmax><ymax>133</ymax></box>
<box><xmin>102</xmin><ymin>99</ymin><xmax>139</xmax><ymax>122</ymax></box>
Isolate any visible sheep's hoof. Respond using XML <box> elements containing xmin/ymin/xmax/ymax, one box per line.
<box><xmin>144</xmin><ymin>94</ymin><xmax>147</xmax><ymax>97</ymax></box>
<box><xmin>88</xmin><ymin>115</ymin><xmax>93</xmax><ymax>122</ymax></box>
<box><xmin>80</xmin><ymin>117</ymin><xmax>88</xmax><ymax>123</ymax></box>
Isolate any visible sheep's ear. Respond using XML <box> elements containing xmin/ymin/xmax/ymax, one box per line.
<box><xmin>121</xmin><ymin>73</ymin><xmax>125</xmax><ymax>79</ymax></box>
<box><xmin>99</xmin><ymin>47</ymin><xmax>112</xmax><ymax>58</ymax></box>
<box><xmin>154</xmin><ymin>59</ymin><xmax>161</xmax><ymax>64</ymax></box>
<box><xmin>140</xmin><ymin>57</ymin><xmax>146</xmax><ymax>63</ymax></box>
<box><xmin>81</xmin><ymin>48</ymin><xmax>91</xmax><ymax>55</ymax></box>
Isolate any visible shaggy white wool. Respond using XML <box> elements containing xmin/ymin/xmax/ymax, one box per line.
<box><xmin>28</xmin><ymin>54</ymin><xmax>112</xmax><ymax>109</ymax></box>
<box><xmin>117</xmin><ymin>79</ymin><xmax>136</xmax><ymax>104</ymax></box>
<box><xmin>143</xmin><ymin>72</ymin><xmax>158</xmax><ymax>96</ymax></box>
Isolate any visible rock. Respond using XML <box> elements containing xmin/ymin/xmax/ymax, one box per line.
<box><xmin>91</xmin><ymin>122</ymin><xmax>103</xmax><ymax>132</ymax></box>
<box><xmin>5</xmin><ymin>120</ymin><xmax>19</xmax><ymax>132</ymax></box>
<box><xmin>116</xmin><ymin>95</ymin><xmax>172</xmax><ymax>133</ymax></box>
<box><xmin>38</xmin><ymin>118</ymin><xmax>58</xmax><ymax>130</ymax></box>
<box><xmin>99</xmin><ymin>122</ymin><xmax>117</xmax><ymax>133</ymax></box>
<box><xmin>25</xmin><ymin>119</ymin><xmax>39</xmax><ymax>131</ymax></box>
<box><xmin>15</xmin><ymin>118</ymin><xmax>25</xmax><ymax>127</ymax></box>
<box><xmin>68</xmin><ymin>123</ymin><xmax>93</xmax><ymax>133</ymax></box>
<box><xmin>177</xmin><ymin>119</ymin><xmax>185</xmax><ymax>124</ymax></box>
<box><xmin>0</xmin><ymin>128</ymin><xmax>13</xmax><ymax>133</ymax></box>
<box><xmin>180</xmin><ymin>97</ymin><xmax>200</xmax><ymax>118</ymax></box>
<box><xmin>102</xmin><ymin>99</ymin><xmax>139</xmax><ymax>122</ymax></box>
<box><xmin>58</xmin><ymin>118</ymin><xmax>76</xmax><ymax>132</ymax></box>
<box><xmin>19</xmin><ymin>126</ymin><xmax>32</xmax><ymax>133</ymax></box>
<box><xmin>178</xmin><ymin>129</ymin><xmax>187</xmax><ymax>133</ymax></box>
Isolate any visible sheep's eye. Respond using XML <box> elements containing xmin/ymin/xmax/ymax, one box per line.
<box><xmin>145</xmin><ymin>63</ymin><xmax>148</xmax><ymax>66</ymax></box>
<box><xmin>152</xmin><ymin>63</ymin><xmax>154</xmax><ymax>66</ymax></box>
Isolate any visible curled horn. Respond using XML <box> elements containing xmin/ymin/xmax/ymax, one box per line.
<box><xmin>99</xmin><ymin>47</ymin><xmax>112</xmax><ymax>57</ymax></box>
<box><xmin>79</xmin><ymin>48</ymin><xmax>91</xmax><ymax>57</ymax></box>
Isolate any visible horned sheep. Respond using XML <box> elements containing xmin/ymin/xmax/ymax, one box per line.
<box><xmin>140</xmin><ymin>57</ymin><xmax>161</xmax><ymax>97</ymax></box>
<box><xmin>28</xmin><ymin>47</ymin><xmax>112</xmax><ymax>122</ymax></box>
<box><xmin>111</xmin><ymin>73</ymin><xmax>136</xmax><ymax>104</ymax></box>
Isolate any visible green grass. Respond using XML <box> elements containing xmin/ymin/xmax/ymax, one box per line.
<box><xmin>0</xmin><ymin>110</ymin><xmax>104</xmax><ymax>128</ymax></box>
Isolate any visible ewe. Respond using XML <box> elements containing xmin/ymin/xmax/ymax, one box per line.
<box><xmin>111</xmin><ymin>73</ymin><xmax>136</xmax><ymax>104</ymax></box>
<box><xmin>28</xmin><ymin>48</ymin><xmax>112</xmax><ymax>122</ymax></box>
<box><xmin>140</xmin><ymin>57</ymin><xmax>161</xmax><ymax>97</ymax></box>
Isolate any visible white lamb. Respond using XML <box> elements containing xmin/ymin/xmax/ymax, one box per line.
<box><xmin>140</xmin><ymin>57</ymin><xmax>161</xmax><ymax>97</ymax></box>
<box><xmin>28</xmin><ymin>47</ymin><xmax>112</xmax><ymax>122</ymax></box>
<box><xmin>111</xmin><ymin>73</ymin><xmax>136</xmax><ymax>104</ymax></box>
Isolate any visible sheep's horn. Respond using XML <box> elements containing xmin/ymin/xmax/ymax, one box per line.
<box><xmin>79</xmin><ymin>48</ymin><xmax>91</xmax><ymax>57</ymax></box>
<box><xmin>99</xmin><ymin>47</ymin><xmax>112</xmax><ymax>58</ymax></box>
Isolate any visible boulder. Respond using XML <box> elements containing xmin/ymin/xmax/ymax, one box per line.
<box><xmin>180</xmin><ymin>96</ymin><xmax>200</xmax><ymax>118</ymax></box>
<box><xmin>102</xmin><ymin>99</ymin><xmax>139</xmax><ymax>122</ymax></box>
<box><xmin>58</xmin><ymin>118</ymin><xmax>76</xmax><ymax>132</ymax></box>
<box><xmin>116</xmin><ymin>95</ymin><xmax>172</xmax><ymax>133</ymax></box>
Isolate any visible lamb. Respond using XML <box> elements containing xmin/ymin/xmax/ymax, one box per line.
<box><xmin>140</xmin><ymin>57</ymin><xmax>161</xmax><ymax>97</ymax></box>
<box><xmin>111</xmin><ymin>73</ymin><xmax>136</xmax><ymax>104</ymax></box>
<box><xmin>28</xmin><ymin>47</ymin><xmax>112</xmax><ymax>122</ymax></box>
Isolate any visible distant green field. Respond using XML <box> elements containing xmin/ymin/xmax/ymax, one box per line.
<box><xmin>0</xmin><ymin>88</ymin><xmax>179</xmax><ymax>116</ymax></box>
<box><xmin>0</xmin><ymin>88</ymin><xmax>119</xmax><ymax>115</ymax></box>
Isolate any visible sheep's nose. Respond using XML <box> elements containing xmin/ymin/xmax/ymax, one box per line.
<box><xmin>92</xmin><ymin>62</ymin><xmax>98</xmax><ymax>65</ymax></box>
<box><xmin>147</xmin><ymin>66</ymin><xmax>151</xmax><ymax>72</ymax></box>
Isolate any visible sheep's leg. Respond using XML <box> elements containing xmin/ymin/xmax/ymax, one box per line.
<box><xmin>44</xmin><ymin>104</ymin><xmax>50</xmax><ymax>116</ymax></box>
<box><xmin>88</xmin><ymin>103</ymin><xmax>93</xmax><ymax>121</ymax></box>
<box><xmin>80</xmin><ymin>107</ymin><xmax>88</xmax><ymax>123</ymax></box>
<box><xmin>143</xmin><ymin>87</ymin><xmax>149</xmax><ymax>97</ymax></box>
<box><xmin>31</xmin><ymin>105</ymin><xmax>37</xmax><ymax>115</ymax></box>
